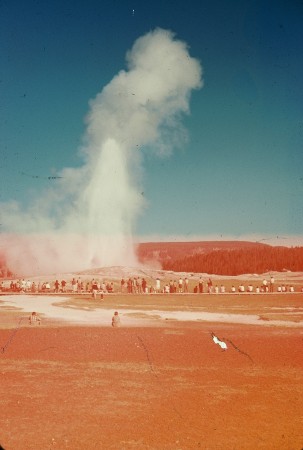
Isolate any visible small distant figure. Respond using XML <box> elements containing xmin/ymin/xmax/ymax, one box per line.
<box><xmin>29</xmin><ymin>312</ymin><xmax>41</xmax><ymax>326</ymax></box>
<box><xmin>72</xmin><ymin>277</ymin><xmax>77</xmax><ymax>293</ymax></box>
<box><xmin>207</xmin><ymin>278</ymin><xmax>213</xmax><ymax>294</ymax></box>
<box><xmin>112</xmin><ymin>311</ymin><xmax>121</xmax><ymax>327</ymax></box>
<box><xmin>92</xmin><ymin>280</ymin><xmax>98</xmax><ymax>300</ymax></box>
<box><xmin>121</xmin><ymin>278</ymin><xmax>126</xmax><ymax>293</ymax></box>
<box><xmin>247</xmin><ymin>284</ymin><xmax>253</xmax><ymax>293</ymax></box>
<box><xmin>184</xmin><ymin>277</ymin><xmax>189</xmax><ymax>293</ymax></box>
<box><xmin>178</xmin><ymin>277</ymin><xmax>183</xmax><ymax>293</ymax></box>
<box><xmin>238</xmin><ymin>284</ymin><xmax>245</xmax><ymax>293</ymax></box>
<box><xmin>173</xmin><ymin>280</ymin><xmax>177</xmax><ymax>293</ymax></box>
<box><xmin>61</xmin><ymin>279</ymin><xmax>66</xmax><ymax>292</ymax></box>
<box><xmin>269</xmin><ymin>275</ymin><xmax>275</xmax><ymax>293</ymax></box>
<box><xmin>142</xmin><ymin>278</ymin><xmax>147</xmax><ymax>293</ymax></box>
<box><xmin>155</xmin><ymin>278</ymin><xmax>161</xmax><ymax>293</ymax></box>
<box><xmin>198</xmin><ymin>277</ymin><xmax>204</xmax><ymax>293</ymax></box>
<box><xmin>262</xmin><ymin>278</ymin><xmax>268</xmax><ymax>292</ymax></box>
<box><xmin>54</xmin><ymin>279</ymin><xmax>60</xmax><ymax>293</ymax></box>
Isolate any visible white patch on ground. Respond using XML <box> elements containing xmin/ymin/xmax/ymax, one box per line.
<box><xmin>0</xmin><ymin>295</ymin><xmax>302</xmax><ymax>328</ymax></box>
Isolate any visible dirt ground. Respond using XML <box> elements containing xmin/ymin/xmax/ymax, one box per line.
<box><xmin>0</xmin><ymin>294</ymin><xmax>303</xmax><ymax>450</ymax></box>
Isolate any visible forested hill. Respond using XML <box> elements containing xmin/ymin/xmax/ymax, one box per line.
<box><xmin>137</xmin><ymin>241</ymin><xmax>303</xmax><ymax>275</ymax></box>
<box><xmin>137</xmin><ymin>241</ymin><xmax>269</xmax><ymax>265</ymax></box>
<box><xmin>1</xmin><ymin>241</ymin><xmax>302</xmax><ymax>277</ymax></box>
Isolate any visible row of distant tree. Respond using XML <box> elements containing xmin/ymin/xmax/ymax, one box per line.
<box><xmin>1</xmin><ymin>243</ymin><xmax>303</xmax><ymax>277</ymax></box>
<box><xmin>162</xmin><ymin>246</ymin><xmax>303</xmax><ymax>276</ymax></box>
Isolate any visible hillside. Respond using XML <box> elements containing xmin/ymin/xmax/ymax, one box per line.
<box><xmin>1</xmin><ymin>241</ymin><xmax>303</xmax><ymax>277</ymax></box>
<box><xmin>137</xmin><ymin>241</ymin><xmax>303</xmax><ymax>275</ymax></box>
<box><xmin>137</xmin><ymin>240</ymin><xmax>269</xmax><ymax>266</ymax></box>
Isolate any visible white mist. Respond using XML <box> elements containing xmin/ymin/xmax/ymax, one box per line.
<box><xmin>1</xmin><ymin>29</ymin><xmax>203</xmax><ymax>275</ymax></box>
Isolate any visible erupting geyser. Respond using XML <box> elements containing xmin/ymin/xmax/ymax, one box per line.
<box><xmin>0</xmin><ymin>28</ymin><xmax>203</xmax><ymax>275</ymax></box>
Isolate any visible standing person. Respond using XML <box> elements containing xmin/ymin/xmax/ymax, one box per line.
<box><xmin>198</xmin><ymin>277</ymin><xmax>204</xmax><ymax>293</ymax></box>
<box><xmin>178</xmin><ymin>277</ymin><xmax>183</xmax><ymax>293</ymax></box>
<box><xmin>92</xmin><ymin>280</ymin><xmax>98</xmax><ymax>300</ymax></box>
<box><xmin>169</xmin><ymin>280</ymin><xmax>174</xmax><ymax>293</ymax></box>
<box><xmin>21</xmin><ymin>279</ymin><xmax>26</xmax><ymax>292</ymax></box>
<box><xmin>71</xmin><ymin>278</ymin><xmax>77</xmax><ymax>293</ymax></box>
<box><xmin>270</xmin><ymin>275</ymin><xmax>275</xmax><ymax>293</ymax></box>
<box><xmin>207</xmin><ymin>278</ymin><xmax>213</xmax><ymax>294</ymax></box>
<box><xmin>127</xmin><ymin>278</ymin><xmax>133</xmax><ymax>294</ymax></box>
<box><xmin>61</xmin><ymin>279</ymin><xmax>66</xmax><ymax>292</ymax></box>
<box><xmin>184</xmin><ymin>277</ymin><xmax>189</xmax><ymax>293</ymax></box>
<box><xmin>173</xmin><ymin>280</ymin><xmax>177</xmax><ymax>293</ymax></box>
<box><xmin>54</xmin><ymin>280</ymin><xmax>60</xmax><ymax>293</ymax></box>
<box><xmin>137</xmin><ymin>278</ymin><xmax>142</xmax><ymax>294</ymax></box>
<box><xmin>112</xmin><ymin>311</ymin><xmax>121</xmax><ymax>327</ymax></box>
<box><xmin>155</xmin><ymin>278</ymin><xmax>161</xmax><ymax>293</ymax></box>
<box><xmin>142</xmin><ymin>278</ymin><xmax>147</xmax><ymax>293</ymax></box>
<box><xmin>121</xmin><ymin>278</ymin><xmax>125</xmax><ymax>293</ymax></box>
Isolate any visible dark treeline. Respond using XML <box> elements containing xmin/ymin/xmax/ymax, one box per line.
<box><xmin>138</xmin><ymin>241</ymin><xmax>268</xmax><ymax>264</ymax></box>
<box><xmin>162</xmin><ymin>246</ymin><xmax>303</xmax><ymax>276</ymax></box>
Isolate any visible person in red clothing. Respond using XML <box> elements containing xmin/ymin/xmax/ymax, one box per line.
<box><xmin>92</xmin><ymin>280</ymin><xmax>98</xmax><ymax>300</ymax></box>
<box><xmin>54</xmin><ymin>280</ymin><xmax>60</xmax><ymax>293</ymax></box>
<box><xmin>61</xmin><ymin>279</ymin><xmax>66</xmax><ymax>292</ymax></box>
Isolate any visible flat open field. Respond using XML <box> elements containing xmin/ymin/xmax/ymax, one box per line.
<box><xmin>0</xmin><ymin>292</ymin><xmax>303</xmax><ymax>449</ymax></box>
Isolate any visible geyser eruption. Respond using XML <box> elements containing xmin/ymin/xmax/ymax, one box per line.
<box><xmin>0</xmin><ymin>28</ymin><xmax>203</xmax><ymax>275</ymax></box>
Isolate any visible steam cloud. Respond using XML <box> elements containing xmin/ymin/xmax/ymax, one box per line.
<box><xmin>1</xmin><ymin>29</ymin><xmax>202</xmax><ymax>275</ymax></box>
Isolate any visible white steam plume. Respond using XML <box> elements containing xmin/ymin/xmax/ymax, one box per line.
<box><xmin>0</xmin><ymin>28</ymin><xmax>202</xmax><ymax>275</ymax></box>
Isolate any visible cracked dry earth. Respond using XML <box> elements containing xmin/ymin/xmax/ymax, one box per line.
<box><xmin>1</xmin><ymin>322</ymin><xmax>303</xmax><ymax>450</ymax></box>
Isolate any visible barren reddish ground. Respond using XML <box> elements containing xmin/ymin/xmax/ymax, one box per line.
<box><xmin>0</xmin><ymin>294</ymin><xmax>303</xmax><ymax>449</ymax></box>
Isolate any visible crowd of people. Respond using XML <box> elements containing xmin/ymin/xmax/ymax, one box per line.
<box><xmin>161</xmin><ymin>276</ymin><xmax>300</xmax><ymax>294</ymax></box>
<box><xmin>0</xmin><ymin>274</ymin><xmax>302</xmax><ymax>295</ymax></box>
<box><xmin>0</xmin><ymin>278</ymin><xmax>115</xmax><ymax>295</ymax></box>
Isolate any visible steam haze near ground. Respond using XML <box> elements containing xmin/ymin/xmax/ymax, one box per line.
<box><xmin>0</xmin><ymin>29</ymin><xmax>202</xmax><ymax>275</ymax></box>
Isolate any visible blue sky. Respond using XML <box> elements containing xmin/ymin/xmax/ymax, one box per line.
<box><xmin>1</xmin><ymin>0</ymin><xmax>303</xmax><ymax>245</ymax></box>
